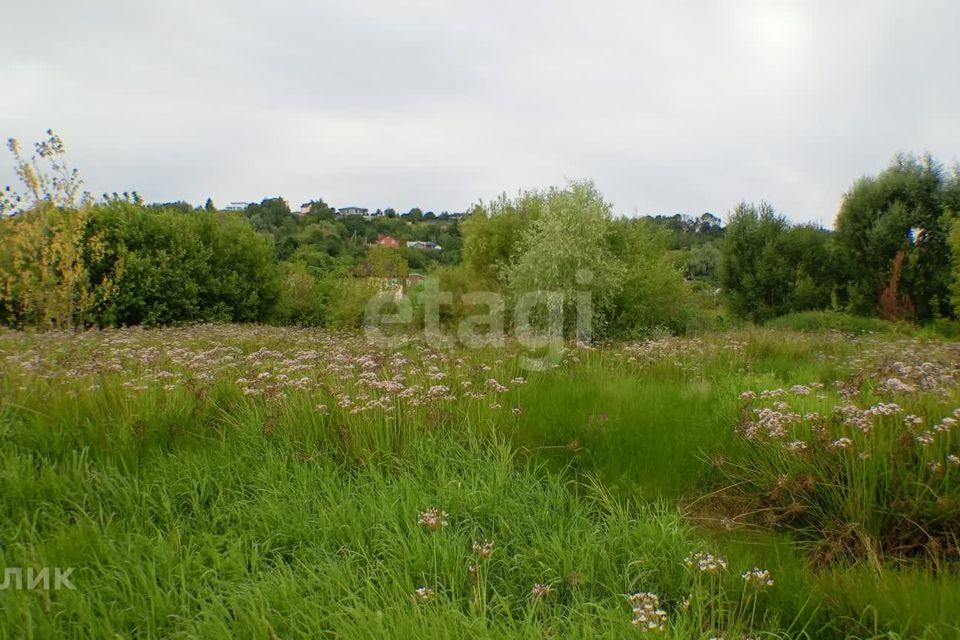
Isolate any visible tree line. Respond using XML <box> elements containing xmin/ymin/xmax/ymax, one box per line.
<box><xmin>2</xmin><ymin>131</ymin><xmax>959</xmax><ymax>334</ymax></box>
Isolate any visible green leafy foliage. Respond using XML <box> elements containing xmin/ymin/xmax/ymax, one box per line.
<box><xmin>951</xmin><ymin>217</ymin><xmax>960</xmax><ymax>317</ymax></box>
<box><xmin>270</xmin><ymin>261</ymin><xmax>329</xmax><ymax>325</ymax></box>
<box><xmin>834</xmin><ymin>154</ymin><xmax>959</xmax><ymax>321</ymax></box>
<box><xmin>463</xmin><ymin>181</ymin><xmax>693</xmax><ymax>337</ymax></box>
<box><xmin>85</xmin><ymin>203</ymin><xmax>278</xmax><ymax>326</ymax></box>
<box><xmin>504</xmin><ymin>181</ymin><xmax>624</xmax><ymax>336</ymax></box>
<box><xmin>720</xmin><ymin>202</ymin><xmax>836</xmax><ymax>322</ymax></box>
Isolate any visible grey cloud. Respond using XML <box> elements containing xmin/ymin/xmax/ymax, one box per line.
<box><xmin>1</xmin><ymin>0</ymin><xmax>958</xmax><ymax>222</ymax></box>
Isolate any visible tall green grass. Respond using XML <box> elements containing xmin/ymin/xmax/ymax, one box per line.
<box><xmin>763</xmin><ymin>311</ymin><xmax>904</xmax><ymax>335</ymax></box>
<box><xmin>1</xmin><ymin>326</ymin><xmax>958</xmax><ymax>638</ymax></box>
<box><xmin>0</xmin><ymin>426</ymin><xmax>796</xmax><ymax>638</ymax></box>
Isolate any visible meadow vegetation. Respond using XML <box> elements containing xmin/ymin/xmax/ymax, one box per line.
<box><xmin>3</xmin><ymin>133</ymin><xmax>960</xmax><ymax>638</ymax></box>
<box><xmin>1</xmin><ymin>325</ymin><xmax>959</xmax><ymax>638</ymax></box>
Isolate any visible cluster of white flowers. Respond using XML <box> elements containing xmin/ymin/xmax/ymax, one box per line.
<box><xmin>833</xmin><ymin>404</ymin><xmax>871</xmax><ymax>433</ymax></box>
<box><xmin>620</xmin><ymin>336</ymin><xmax>708</xmax><ymax>368</ymax></box>
<box><xmin>627</xmin><ymin>592</ymin><xmax>667</xmax><ymax>632</ymax></box>
<box><xmin>739</xmin><ymin>407</ymin><xmax>801</xmax><ymax>440</ymax></box>
<box><xmin>486</xmin><ymin>378</ymin><xmax>509</xmax><ymax>393</ymax></box>
<box><xmin>414</xmin><ymin>586</ymin><xmax>434</xmax><ymax>602</ymax></box>
<box><xmin>684</xmin><ymin>551</ymin><xmax>727</xmax><ymax>574</ymax></box>
<box><xmin>760</xmin><ymin>388</ymin><xmax>787</xmax><ymax>399</ymax></box>
<box><xmin>879</xmin><ymin>377</ymin><xmax>916</xmax><ymax>394</ymax></box>
<box><xmin>426</xmin><ymin>384</ymin><xmax>451</xmax><ymax>398</ymax></box>
<box><xmin>880</xmin><ymin>360</ymin><xmax>959</xmax><ymax>394</ymax></box>
<box><xmin>863</xmin><ymin>402</ymin><xmax>902</xmax><ymax>418</ymax></box>
<box><xmin>417</xmin><ymin>507</ymin><xmax>449</xmax><ymax>531</ymax></box>
<box><xmin>830</xmin><ymin>437</ymin><xmax>853</xmax><ymax>450</ymax></box>
<box><xmin>934</xmin><ymin>416</ymin><xmax>957</xmax><ymax>433</ymax></box>
<box><xmin>530</xmin><ymin>583</ymin><xmax>554</xmax><ymax>598</ymax></box>
<box><xmin>741</xmin><ymin>568</ymin><xmax>775</xmax><ymax>589</ymax></box>
<box><xmin>6</xmin><ymin>324</ymin><xmax>547</xmax><ymax>418</ymax></box>
<box><xmin>472</xmin><ymin>540</ymin><xmax>495</xmax><ymax>559</ymax></box>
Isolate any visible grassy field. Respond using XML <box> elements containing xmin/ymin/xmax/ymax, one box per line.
<box><xmin>1</xmin><ymin>325</ymin><xmax>959</xmax><ymax>638</ymax></box>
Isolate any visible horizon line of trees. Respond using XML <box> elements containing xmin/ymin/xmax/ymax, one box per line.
<box><xmin>2</xmin><ymin>131</ymin><xmax>959</xmax><ymax>334</ymax></box>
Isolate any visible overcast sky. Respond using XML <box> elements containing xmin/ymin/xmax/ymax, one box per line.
<box><xmin>1</xmin><ymin>1</ymin><xmax>957</xmax><ymax>225</ymax></box>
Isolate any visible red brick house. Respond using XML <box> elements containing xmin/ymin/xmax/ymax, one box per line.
<box><xmin>375</xmin><ymin>234</ymin><xmax>401</xmax><ymax>248</ymax></box>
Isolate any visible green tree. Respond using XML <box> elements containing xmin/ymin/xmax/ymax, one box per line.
<box><xmin>359</xmin><ymin>245</ymin><xmax>408</xmax><ymax>279</ymax></box>
<box><xmin>834</xmin><ymin>154</ymin><xmax>956</xmax><ymax>321</ymax></box>
<box><xmin>88</xmin><ymin>203</ymin><xmax>278</xmax><ymax>326</ymax></box>
<box><xmin>720</xmin><ymin>202</ymin><xmax>834</xmax><ymax>322</ymax></box>
<box><xmin>607</xmin><ymin>219</ymin><xmax>693</xmax><ymax>335</ymax></box>
<box><xmin>685</xmin><ymin>242</ymin><xmax>721</xmax><ymax>281</ymax></box>
<box><xmin>505</xmin><ymin>181</ymin><xmax>622</xmax><ymax>336</ymax></box>
<box><xmin>950</xmin><ymin>217</ymin><xmax>960</xmax><ymax>317</ymax></box>
<box><xmin>272</xmin><ymin>261</ymin><xmax>327</xmax><ymax>325</ymax></box>
<box><xmin>196</xmin><ymin>211</ymin><xmax>279</xmax><ymax>322</ymax></box>
<box><xmin>92</xmin><ymin>202</ymin><xmax>209</xmax><ymax>325</ymax></box>
<box><xmin>304</xmin><ymin>199</ymin><xmax>336</xmax><ymax>219</ymax></box>
<box><xmin>461</xmin><ymin>193</ymin><xmax>544</xmax><ymax>285</ymax></box>
<box><xmin>244</xmin><ymin>197</ymin><xmax>299</xmax><ymax>259</ymax></box>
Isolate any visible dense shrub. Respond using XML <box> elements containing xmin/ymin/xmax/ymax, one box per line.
<box><xmin>407</xmin><ymin>265</ymin><xmax>486</xmax><ymax>331</ymax></box>
<box><xmin>951</xmin><ymin>217</ymin><xmax>960</xmax><ymax>318</ymax></box>
<box><xmin>720</xmin><ymin>202</ymin><xmax>836</xmax><ymax>322</ymax></box>
<box><xmin>326</xmin><ymin>276</ymin><xmax>381</xmax><ymax>328</ymax></box>
<box><xmin>461</xmin><ymin>191</ymin><xmax>544</xmax><ymax>286</ymax></box>
<box><xmin>607</xmin><ymin>219</ymin><xmax>694</xmax><ymax>335</ymax></box>
<box><xmin>88</xmin><ymin>203</ymin><xmax>279</xmax><ymax>326</ymax></box>
<box><xmin>0</xmin><ymin>201</ymin><xmax>280</xmax><ymax>328</ymax></box>
<box><xmin>834</xmin><ymin>154</ymin><xmax>959</xmax><ymax>322</ymax></box>
<box><xmin>0</xmin><ymin>204</ymin><xmax>120</xmax><ymax>329</ymax></box>
<box><xmin>463</xmin><ymin>181</ymin><xmax>693</xmax><ymax>338</ymax></box>
<box><xmin>94</xmin><ymin>203</ymin><xmax>211</xmax><ymax>325</ymax></box>
<box><xmin>270</xmin><ymin>262</ymin><xmax>329</xmax><ymax>326</ymax></box>
<box><xmin>503</xmin><ymin>182</ymin><xmax>624</xmax><ymax>337</ymax></box>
